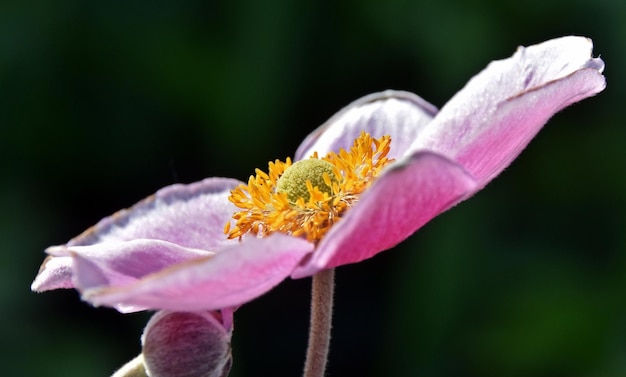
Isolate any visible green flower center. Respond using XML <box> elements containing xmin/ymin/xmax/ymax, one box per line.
<box><xmin>275</xmin><ymin>159</ymin><xmax>337</xmax><ymax>203</ymax></box>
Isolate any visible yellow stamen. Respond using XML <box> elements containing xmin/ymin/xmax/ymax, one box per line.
<box><xmin>226</xmin><ymin>131</ymin><xmax>393</xmax><ymax>242</ymax></box>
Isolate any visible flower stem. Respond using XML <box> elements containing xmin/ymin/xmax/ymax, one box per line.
<box><xmin>110</xmin><ymin>354</ymin><xmax>148</xmax><ymax>377</ymax></box>
<box><xmin>303</xmin><ymin>268</ymin><xmax>335</xmax><ymax>377</ymax></box>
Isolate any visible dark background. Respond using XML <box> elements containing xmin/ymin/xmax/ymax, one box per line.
<box><xmin>3</xmin><ymin>0</ymin><xmax>624</xmax><ymax>376</ymax></box>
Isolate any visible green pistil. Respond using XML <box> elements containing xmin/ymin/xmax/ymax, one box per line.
<box><xmin>276</xmin><ymin>159</ymin><xmax>337</xmax><ymax>203</ymax></box>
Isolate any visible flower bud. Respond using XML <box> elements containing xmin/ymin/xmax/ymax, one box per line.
<box><xmin>142</xmin><ymin>311</ymin><xmax>232</xmax><ymax>377</ymax></box>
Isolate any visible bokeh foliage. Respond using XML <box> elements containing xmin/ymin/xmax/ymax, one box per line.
<box><xmin>2</xmin><ymin>0</ymin><xmax>624</xmax><ymax>376</ymax></box>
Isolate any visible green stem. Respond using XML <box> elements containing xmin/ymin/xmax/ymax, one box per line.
<box><xmin>110</xmin><ymin>354</ymin><xmax>148</xmax><ymax>377</ymax></box>
<box><xmin>302</xmin><ymin>268</ymin><xmax>335</xmax><ymax>377</ymax></box>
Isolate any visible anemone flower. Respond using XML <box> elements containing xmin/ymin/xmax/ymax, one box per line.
<box><xmin>32</xmin><ymin>36</ymin><xmax>605</xmax><ymax>377</ymax></box>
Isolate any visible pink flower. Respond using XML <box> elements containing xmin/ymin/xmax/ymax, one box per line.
<box><xmin>32</xmin><ymin>36</ymin><xmax>605</xmax><ymax>314</ymax></box>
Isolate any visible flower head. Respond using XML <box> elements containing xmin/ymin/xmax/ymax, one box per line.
<box><xmin>32</xmin><ymin>36</ymin><xmax>605</xmax><ymax>313</ymax></box>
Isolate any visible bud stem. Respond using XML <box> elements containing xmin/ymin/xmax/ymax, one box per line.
<box><xmin>111</xmin><ymin>354</ymin><xmax>148</xmax><ymax>377</ymax></box>
<box><xmin>302</xmin><ymin>268</ymin><xmax>335</xmax><ymax>377</ymax></box>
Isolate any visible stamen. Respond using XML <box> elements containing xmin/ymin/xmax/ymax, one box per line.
<box><xmin>226</xmin><ymin>131</ymin><xmax>393</xmax><ymax>242</ymax></box>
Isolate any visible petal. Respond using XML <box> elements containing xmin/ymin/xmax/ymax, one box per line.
<box><xmin>68</xmin><ymin>239</ymin><xmax>210</xmax><ymax>295</ymax></box>
<box><xmin>295</xmin><ymin>90</ymin><xmax>437</xmax><ymax>161</ymax></box>
<box><xmin>31</xmin><ymin>255</ymin><xmax>74</xmax><ymax>291</ymax></box>
<box><xmin>142</xmin><ymin>311</ymin><xmax>232</xmax><ymax>377</ymax></box>
<box><xmin>292</xmin><ymin>151</ymin><xmax>478</xmax><ymax>278</ymax></box>
<box><xmin>410</xmin><ymin>36</ymin><xmax>606</xmax><ymax>186</ymax></box>
<box><xmin>67</xmin><ymin>177</ymin><xmax>243</xmax><ymax>250</ymax></box>
<box><xmin>80</xmin><ymin>234</ymin><xmax>314</xmax><ymax>312</ymax></box>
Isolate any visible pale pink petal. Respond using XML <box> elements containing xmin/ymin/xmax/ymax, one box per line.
<box><xmin>295</xmin><ymin>90</ymin><xmax>437</xmax><ymax>161</ymax></box>
<box><xmin>31</xmin><ymin>255</ymin><xmax>74</xmax><ymax>291</ymax></box>
<box><xmin>31</xmin><ymin>178</ymin><xmax>241</xmax><ymax>295</ymax></box>
<box><xmin>67</xmin><ymin>177</ymin><xmax>242</xmax><ymax>250</ymax></box>
<box><xmin>142</xmin><ymin>311</ymin><xmax>232</xmax><ymax>377</ymax></box>
<box><xmin>292</xmin><ymin>151</ymin><xmax>478</xmax><ymax>278</ymax></box>
<box><xmin>411</xmin><ymin>36</ymin><xmax>606</xmax><ymax>186</ymax></box>
<box><xmin>80</xmin><ymin>234</ymin><xmax>314</xmax><ymax>312</ymax></box>
<box><xmin>68</xmin><ymin>239</ymin><xmax>210</xmax><ymax>292</ymax></box>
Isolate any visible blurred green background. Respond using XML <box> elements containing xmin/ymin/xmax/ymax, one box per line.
<box><xmin>2</xmin><ymin>0</ymin><xmax>623</xmax><ymax>376</ymax></box>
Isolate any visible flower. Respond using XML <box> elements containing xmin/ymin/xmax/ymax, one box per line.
<box><xmin>32</xmin><ymin>36</ymin><xmax>605</xmax><ymax>314</ymax></box>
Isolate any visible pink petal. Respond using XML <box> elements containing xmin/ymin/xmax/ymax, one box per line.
<box><xmin>67</xmin><ymin>177</ymin><xmax>242</xmax><ymax>250</ymax></box>
<box><xmin>142</xmin><ymin>311</ymin><xmax>232</xmax><ymax>377</ymax></box>
<box><xmin>31</xmin><ymin>255</ymin><xmax>74</xmax><ymax>291</ymax></box>
<box><xmin>68</xmin><ymin>239</ymin><xmax>210</xmax><ymax>293</ymax></box>
<box><xmin>80</xmin><ymin>234</ymin><xmax>314</xmax><ymax>312</ymax></box>
<box><xmin>31</xmin><ymin>178</ymin><xmax>241</xmax><ymax>295</ymax></box>
<box><xmin>295</xmin><ymin>90</ymin><xmax>437</xmax><ymax>161</ymax></box>
<box><xmin>411</xmin><ymin>36</ymin><xmax>606</xmax><ymax>186</ymax></box>
<box><xmin>292</xmin><ymin>151</ymin><xmax>478</xmax><ymax>278</ymax></box>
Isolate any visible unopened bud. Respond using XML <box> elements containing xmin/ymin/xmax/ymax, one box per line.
<box><xmin>142</xmin><ymin>311</ymin><xmax>232</xmax><ymax>377</ymax></box>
